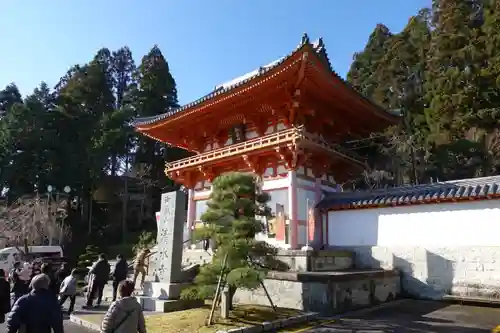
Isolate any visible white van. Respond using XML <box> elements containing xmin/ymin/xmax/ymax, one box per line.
<box><xmin>0</xmin><ymin>246</ymin><xmax>63</xmax><ymax>273</ymax></box>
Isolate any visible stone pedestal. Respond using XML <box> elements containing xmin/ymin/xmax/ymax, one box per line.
<box><xmin>136</xmin><ymin>296</ymin><xmax>204</xmax><ymax>312</ymax></box>
<box><xmin>142</xmin><ymin>281</ymin><xmax>191</xmax><ymax>300</ymax></box>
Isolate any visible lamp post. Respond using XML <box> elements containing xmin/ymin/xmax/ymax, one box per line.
<box><xmin>47</xmin><ymin>185</ymin><xmax>71</xmax><ymax>245</ymax></box>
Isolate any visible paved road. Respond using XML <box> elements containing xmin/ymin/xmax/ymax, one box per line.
<box><xmin>297</xmin><ymin>300</ymin><xmax>500</xmax><ymax>332</ymax></box>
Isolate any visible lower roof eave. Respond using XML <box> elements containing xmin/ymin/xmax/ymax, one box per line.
<box><xmin>319</xmin><ymin>193</ymin><xmax>500</xmax><ymax>212</ymax></box>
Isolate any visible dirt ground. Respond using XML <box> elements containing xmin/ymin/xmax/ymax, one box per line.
<box><xmin>300</xmin><ymin>300</ymin><xmax>500</xmax><ymax>332</ymax></box>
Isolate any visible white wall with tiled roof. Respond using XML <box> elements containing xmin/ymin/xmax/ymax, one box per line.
<box><xmin>327</xmin><ymin>199</ymin><xmax>500</xmax><ymax>300</ymax></box>
<box><xmin>327</xmin><ymin>199</ymin><xmax>500</xmax><ymax>247</ymax></box>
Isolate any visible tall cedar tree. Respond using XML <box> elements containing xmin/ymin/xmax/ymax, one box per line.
<box><xmin>181</xmin><ymin>172</ymin><xmax>288</xmax><ymax>309</ymax></box>
<box><xmin>424</xmin><ymin>0</ymin><xmax>482</xmax><ymax>142</ymax></box>
<box><xmin>133</xmin><ymin>46</ymin><xmax>189</xmax><ymax>187</ymax></box>
<box><xmin>374</xmin><ymin>11</ymin><xmax>431</xmax><ymax>184</ymax></box>
<box><xmin>347</xmin><ymin>24</ymin><xmax>392</xmax><ymax>101</ymax></box>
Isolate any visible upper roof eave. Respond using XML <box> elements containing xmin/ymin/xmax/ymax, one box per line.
<box><xmin>132</xmin><ymin>34</ymin><xmax>399</xmax><ymax>130</ymax></box>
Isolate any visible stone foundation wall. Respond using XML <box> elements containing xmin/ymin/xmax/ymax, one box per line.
<box><xmin>233</xmin><ymin>270</ymin><xmax>400</xmax><ymax>316</ymax></box>
<box><xmin>336</xmin><ymin>246</ymin><xmax>500</xmax><ymax>300</ymax></box>
<box><xmin>181</xmin><ymin>249</ymin><xmax>354</xmax><ymax>272</ymax></box>
<box><xmin>276</xmin><ymin>250</ymin><xmax>353</xmax><ymax>272</ymax></box>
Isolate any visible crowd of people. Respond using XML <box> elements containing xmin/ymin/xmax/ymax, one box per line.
<box><xmin>0</xmin><ymin>252</ymin><xmax>148</xmax><ymax>333</ymax></box>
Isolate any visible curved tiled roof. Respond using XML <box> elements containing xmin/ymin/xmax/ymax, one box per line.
<box><xmin>318</xmin><ymin>175</ymin><xmax>500</xmax><ymax>211</ymax></box>
<box><xmin>132</xmin><ymin>33</ymin><xmax>397</xmax><ymax>128</ymax></box>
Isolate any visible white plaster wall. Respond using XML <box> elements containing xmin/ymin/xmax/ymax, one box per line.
<box><xmin>297</xmin><ymin>188</ymin><xmax>316</xmax><ymax>221</ymax></box>
<box><xmin>193</xmin><ymin>190</ymin><xmax>211</xmax><ymax>200</ymax></box>
<box><xmin>262</xmin><ymin>177</ymin><xmax>288</xmax><ymax>191</ymax></box>
<box><xmin>298</xmin><ymin>225</ymin><xmax>306</xmax><ymax>245</ymax></box>
<box><xmin>328</xmin><ymin>200</ymin><xmax>500</xmax><ymax>247</ymax></box>
<box><xmin>297</xmin><ymin>178</ymin><xmax>314</xmax><ymax>187</ymax></box>
<box><xmin>327</xmin><ymin>199</ymin><xmax>500</xmax><ymax>299</ymax></box>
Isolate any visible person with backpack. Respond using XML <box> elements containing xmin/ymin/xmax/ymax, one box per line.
<box><xmin>100</xmin><ymin>280</ymin><xmax>146</xmax><ymax>333</ymax></box>
<box><xmin>112</xmin><ymin>254</ymin><xmax>129</xmax><ymax>302</ymax></box>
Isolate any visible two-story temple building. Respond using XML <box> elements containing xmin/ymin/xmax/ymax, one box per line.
<box><xmin>133</xmin><ymin>34</ymin><xmax>398</xmax><ymax>249</ymax></box>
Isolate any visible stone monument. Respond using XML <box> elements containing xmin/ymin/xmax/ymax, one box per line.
<box><xmin>138</xmin><ymin>190</ymin><xmax>202</xmax><ymax>312</ymax></box>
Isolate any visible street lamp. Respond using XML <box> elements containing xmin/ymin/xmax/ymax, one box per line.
<box><xmin>46</xmin><ymin>185</ymin><xmax>71</xmax><ymax>245</ymax></box>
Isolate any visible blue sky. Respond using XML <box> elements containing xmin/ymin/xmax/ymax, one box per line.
<box><xmin>0</xmin><ymin>0</ymin><xmax>429</xmax><ymax>105</ymax></box>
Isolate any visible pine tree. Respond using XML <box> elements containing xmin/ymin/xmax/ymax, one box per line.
<box><xmin>181</xmin><ymin>172</ymin><xmax>288</xmax><ymax>309</ymax></box>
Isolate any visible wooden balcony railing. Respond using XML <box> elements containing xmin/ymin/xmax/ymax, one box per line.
<box><xmin>165</xmin><ymin>126</ymin><xmax>364</xmax><ymax>172</ymax></box>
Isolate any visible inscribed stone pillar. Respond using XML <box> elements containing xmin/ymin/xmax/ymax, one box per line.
<box><xmin>155</xmin><ymin>191</ymin><xmax>187</xmax><ymax>284</ymax></box>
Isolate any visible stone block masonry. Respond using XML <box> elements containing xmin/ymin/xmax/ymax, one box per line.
<box><xmin>181</xmin><ymin>249</ymin><xmax>354</xmax><ymax>272</ymax></box>
<box><xmin>233</xmin><ymin>270</ymin><xmax>400</xmax><ymax>316</ymax></box>
<box><xmin>341</xmin><ymin>246</ymin><xmax>500</xmax><ymax>300</ymax></box>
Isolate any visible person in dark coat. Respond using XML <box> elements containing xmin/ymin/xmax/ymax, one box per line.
<box><xmin>41</xmin><ymin>263</ymin><xmax>58</xmax><ymax>294</ymax></box>
<box><xmin>31</xmin><ymin>261</ymin><xmax>41</xmax><ymax>278</ymax></box>
<box><xmin>7</xmin><ymin>274</ymin><xmax>64</xmax><ymax>333</ymax></box>
<box><xmin>112</xmin><ymin>254</ymin><xmax>129</xmax><ymax>302</ymax></box>
<box><xmin>84</xmin><ymin>253</ymin><xmax>110</xmax><ymax>308</ymax></box>
<box><xmin>10</xmin><ymin>262</ymin><xmax>24</xmax><ymax>303</ymax></box>
<box><xmin>0</xmin><ymin>269</ymin><xmax>11</xmax><ymax>324</ymax></box>
<box><xmin>55</xmin><ymin>263</ymin><xmax>70</xmax><ymax>292</ymax></box>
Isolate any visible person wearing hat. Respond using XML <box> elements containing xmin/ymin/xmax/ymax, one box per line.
<box><xmin>6</xmin><ymin>274</ymin><xmax>64</xmax><ymax>333</ymax></box>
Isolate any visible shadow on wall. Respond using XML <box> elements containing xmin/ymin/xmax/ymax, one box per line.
<box><xmin>329</xmin><ymin>246</ymin><xmax>455</xmax><ymax>300</ymax></box>
<box><xmin>393</xmin><ymin>251</ymin><xmax>454</xmax><ymax>299</ymax></box>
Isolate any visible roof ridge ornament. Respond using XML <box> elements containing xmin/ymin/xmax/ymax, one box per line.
<box><xmin>301</xmin><ymin>33</ymin><xmax>310</xmax><ymax>45</ymax></box>
<box><xmin>318</xmin><ymin>37</ymin><xmax>324</xmax><ymax>48</ymax></box>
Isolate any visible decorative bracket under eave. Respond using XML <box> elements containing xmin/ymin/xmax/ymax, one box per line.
<box><xmin>275</xmin><ymin>145</ymin><xmax>305</xmax><ymax>170</ymax></box>
<box><xmin>198</xmin><ymin>166</ymin><xmax>215</xmax><ymax>182</ymax></box>
<box><xmin>248</xmin><ymin>116</ymin><xmax>268</xmax><ymax>137</ymax></box>
<box><xmin>166</xmin><ymin>170</ymin><xmax>197</xmax><ymax>189</ymax></box>
<box><xmin>242</xmin><ymin>154</ymin><xmax>266</xmax><ymax>175</ymax></box>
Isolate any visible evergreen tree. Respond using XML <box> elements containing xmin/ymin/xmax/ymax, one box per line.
<box><xmin>0</xmin><ymin>83</ymin><xmax>22</xmax><ymax>114</ymax></box>
<box><xmin>133</xmin><ymin>46</ymin><xmax>187</xmax><ymax>186</ymax></box>
<box><xmin>181</xmin><ymin>172</ymin><xmax>288</xmax><ymax>309</ymax></box>
<box><xmin>347</xmin><ymin>24</ymin><xmax>393</xmax><ymax>102</ymax></box>
<box><xmin>375</xmin><ymin>10</ymin><xmax>432</xmax><ymax>184</ymax></box>
<box><xmin>424</xmin><ymin>0</ymin><xmax>483</xmax><ymax>141</ymax></box>
<box><xmin>109</xmin><ymin>47</ymin><xmax>137</xmax><ymax>175</ymax></box>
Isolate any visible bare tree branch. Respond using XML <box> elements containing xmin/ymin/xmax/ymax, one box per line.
<box><xmin>0</xmin><ymin>195</ymin><xmax>71</xmax><ymax>251</ymax></box>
